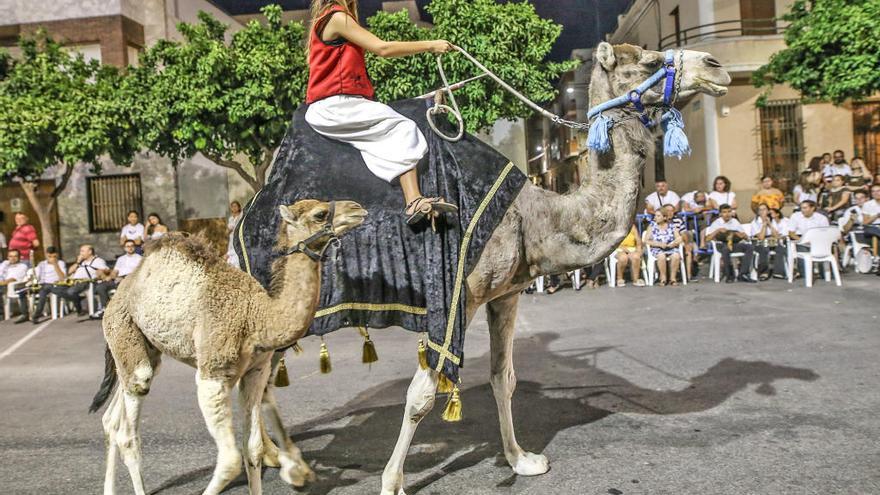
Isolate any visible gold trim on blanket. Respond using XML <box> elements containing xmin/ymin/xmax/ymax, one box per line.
<box><xmin>435</xmin><ymin>161</ymin><xmax>515</xmax><ymax>374</ymax></box>
<box><xmin>314</xmin><ymin>302</ymin><xmax>428</xmax><ymax>318</ymax></box>
<box><xmin>238</xmin><ymin>189</ymin><xmax>263</xmax><ymax>276</ymax></box>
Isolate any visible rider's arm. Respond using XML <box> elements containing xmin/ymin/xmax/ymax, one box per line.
<box><xmin>325</xmin><ymin>13</ymin><xmax>450</xmax><ymax>58</ymax></box>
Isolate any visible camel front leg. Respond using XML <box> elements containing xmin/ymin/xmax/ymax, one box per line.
<box><xmin>196</xmin><ymin>376</ymin><xmax>242</xmax><ymax>495</ymax></box>
<box><xmin>487</xmin><ymin>292</ymin><xmax>549</xmax><ymax>476</ymax></box>
<box><xmin>239</xmin><ymin>364</ymin><xmax>272</xmax><ymax>495</ymax></box>
<box><xmin>261</xmin><ymin>385</ymin><xmax>316</xmax><ymax>486</ymax></box>
<box><xmin>380</xmin><ymin>366</ymin><xmax>439</xmax><ymax>495</ymax></box>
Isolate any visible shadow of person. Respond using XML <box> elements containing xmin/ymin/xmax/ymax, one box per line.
<box><xmin>150</xmin><ymin>332</ymin><xmax>819</xmax><ymax>494</ymax></box>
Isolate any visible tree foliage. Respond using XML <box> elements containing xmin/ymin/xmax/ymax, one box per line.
<box><xmin>753</xmin><ymin>0</ymin><xmax>880</xmax><ymax>104</ymax></box>
<box><xmin>368</xmin><ymin>0</ymin><xmax>578</xmax><ymax>132</ymax></box>
<box><xmin>129</xmin><ymin>5</ymin><xmax>308</xmax><ymax>191</ymax></box>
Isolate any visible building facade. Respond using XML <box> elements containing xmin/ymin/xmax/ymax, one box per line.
<box><xmin>606</xmin><ymin>0</ymin><xmax>879</xmax><ymax>219</ymax></box>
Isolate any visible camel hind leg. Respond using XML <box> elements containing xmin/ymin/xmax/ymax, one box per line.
<box><xmin>101</xmin><ymin>310</ymin><xmax>161</xmax><ymax>495</ymax></box>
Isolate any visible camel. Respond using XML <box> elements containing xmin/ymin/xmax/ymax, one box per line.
<box><xmin>89</xmin><ymin>199</ymin><xmax>367</xmax><ymax>495</ymax></box>
<box><xmin>376</xmin><ymin>42</ymin><xmax>732</xmax><ymax>494</ymax></box>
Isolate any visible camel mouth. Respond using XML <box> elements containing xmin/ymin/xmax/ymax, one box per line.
<box><xmin>699</xmin><ymin>80</ymin><xmax>728</xmax><ymax>96</ymax></box>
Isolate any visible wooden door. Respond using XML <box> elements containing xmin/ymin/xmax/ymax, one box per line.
<box><xmin>853</xmin><ymin>102</ymin><xmax>880</xmax><ymax>173</ymax></box>
<box><xmin>740</xmin><ymin>0</ymin><xmax>776</xmax><ymax>35</ymax></box>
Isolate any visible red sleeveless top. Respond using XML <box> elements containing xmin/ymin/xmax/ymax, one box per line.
<box><xmin>306</xmin><ymin>6</ymin><xmax>375</xmax><ymax>104</ymax></box>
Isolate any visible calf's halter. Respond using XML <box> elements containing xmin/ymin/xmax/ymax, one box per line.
<box><xmin>585</xmin><ymin>49</ymin><xmax>691</xmax><ymax>158</ymax></box>
<box><xmin>281</xmin><ymin>201</ymin><xmax>341</xmax><ymax>262</ymax></box>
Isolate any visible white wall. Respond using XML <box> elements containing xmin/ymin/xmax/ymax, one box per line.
<box><xmin>0</xmin><ymin>0</ymin><xmax>123</xmax><ymax>26</ymax></box>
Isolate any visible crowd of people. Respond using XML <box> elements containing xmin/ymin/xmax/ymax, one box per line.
<box><xmin>537</xmin><ymin>150</ymin><xmax>879</xmax><ymax>293</ymax></box>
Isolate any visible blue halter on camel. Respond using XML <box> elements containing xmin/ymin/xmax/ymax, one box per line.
<box><xmin>586</xmin><ymin>49</ymin><xmax>690</xmax><ymax>159</ymax></box>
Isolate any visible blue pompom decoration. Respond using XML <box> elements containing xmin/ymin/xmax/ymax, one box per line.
<box><xmin>587</xmin><ymin>113</ymin><xmax>613</xmax><ymax>154</ymax></box>
<box><xmin>661</xmin><ymin>108</ymin><xmax>690</xmax><ymax>159</ymax></box>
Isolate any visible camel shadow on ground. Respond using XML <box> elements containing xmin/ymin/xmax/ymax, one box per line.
<box><xmin>149</xmin><ymin>332</ymin><xmax>819</xmax><ymax>494</ymax></box>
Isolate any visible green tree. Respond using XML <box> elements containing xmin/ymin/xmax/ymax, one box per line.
<box><xmin>129</xmin><ymin>5</ymin><xmax>308</xmax><ymax>192</ymax></box>
<box><xmin>368</xmin><ymin>0</ymin><xmax>578</xmax><ymax>132</ymax></box>
<box><xmin>0</xmin><ymin>33</ymin><xmax>138</xmax><ymax>252</ymax></box>
<box><xmin>753</xmin><ymin>0</ymin><xmax>880</xmax><ymax>104</ymax></box>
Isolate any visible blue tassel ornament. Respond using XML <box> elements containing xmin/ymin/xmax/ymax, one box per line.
<box><xmin>587</xmin><ymin>113</ymin><xmax>613</xmax><ymax>154</ymax></box>
<box><xmin>661</xmin><ymin>108</ymin><xmax>691</xmax><ymax>159</ymax></box>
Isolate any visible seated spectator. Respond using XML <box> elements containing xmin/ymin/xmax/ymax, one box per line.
<box><xmin>680</xmin><ymin>190</ymin><xmax>708</xmax><ymax>213</ymax></box>
<box><xmin>613</xmin><ymin>225</ymin><xmax>645</xmax><ymax>287</ymax></box>
<box><xmin>662</xmin><ymin>204</ymin><xmax>696</xmax><ymax>281</ymax></box>
<box><xmin>707</xmin><ymin>176</ymin><xmax>737</xmax><ymax>211</ymax></box>
<box><xmin>91</xmin><ymin>240</ymin><xmax>143</xmax><ymax>319</ymax></box>
<box><xmin>847</xmin><ymin>157</ymin><xmax>872</xmax><ymax>190</ymax></box>
<box><xmin>9</xmin><ymin>212</ymin><xmax>40</xmax><ymax>265</ymax></box>
<box><xmin>145</xmin><ymin>213</ymin><xmax>168</xmax><ymax>241</ymax></box>
<box><xmin>820</xmin><ymin>175</ymin><xmax>851</xmax><ymax>221</ymax></box>
<box><xmin>822</xmin><ymin>150</ymin><xmax>852</xmax><ymax>179</ymax></box>
<box><xmin>840</xmin><ymin>190</ymin><xmax>871</xmax><ymax>235</ymax></box>
<box><xmin>644</xmin><ymin>179</ymin><xmax>680</xmax><ymax>215</ymax></box>
<box><xmin>750</xmin><ymin>176</ymin><xmax>785</xmax><ymax>212</ymax></box>
<box><xmin>788</xmin><ymin>200</ymin><xmax>831</xmax><ymax>278</ymax></box>
<box><xmin>0</xmin><ymin>249</ymin><xmax>29</xmax><ymax>318</ymax></box>
<box><xmin>645</xmin><ymin>209</ymin><xmax>682</xmax><ymax>286</ymax></box>
<box><xmin>750</xmin><ymin>204</ymin><xmax>787</xmax><ymax>280</ymax></box>
<box><xmin>19</xmin><ymin>246</ymin><xmax>67</xmax><ymax>324</ymax></box>
<box><xmin>861</xmin><ymin>185</ymin><xmax>880</xmax><ymax>255</ymax></box>
<box><xmin>581</xmin><ymin>263</ymin><xmax>606</xmax><ymax>290</ymax></box>
<box><xmin>819</xmin><ymin>152</ymin><xmax>832</xmax><ymax>172</ymax></box>
<box><xmin>60</xmin><ymin>244</ymin><xmax>110</xmax><ymax>316</ymax></box>
<box><xmin>120</xmin><ymin>210</ymin><xmax>145</xmax><ymax>252</ymax></box>
<box><xmin>706</xmin><ymin>204</ymin><xmax>755</xmax><ymax>283</ymax></box>
<box><xmin>793</xmin><ymin>169</ymin><xmax>821</xmax><ymax>205</ymax></box>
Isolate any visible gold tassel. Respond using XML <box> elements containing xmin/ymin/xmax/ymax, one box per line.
<box><xmin>437</xmin><ymin>373</ymin><xmax>454</xmax><ymax>394</ymax></box>
<box><xmin>319</xmin><ymin>341</ymin><xmax>332</xmax><ymax>374</ymax></box>
<box><xmin>441</xmin><ymin>385</ymin><xmax>462</xmax><ymax>422</ymax></box>
<box><xmin>361</xmin><ymin>328</ymin><xmax>379</xmax><ymax>364</ymax></box>
<box><xmin>291</xmin><ymin>342</ymin><xmax>304</xmax><ymax>355</ymax></box>
<box><xmin>274</xmin><ymin>357</ymin><xmax>290</xmax><ymax>388</ymax></box>
<box><xmin>418</xmin><ymin>339</ymin><xmax>429</xmax><ymax>370</ymax></box>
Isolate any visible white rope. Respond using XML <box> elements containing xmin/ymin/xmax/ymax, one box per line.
<box><xmin>425</xmin><ymin>44</ymin><xmax>590</xmax><ymax>142</ymax></box>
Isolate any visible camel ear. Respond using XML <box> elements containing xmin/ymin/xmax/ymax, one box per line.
<box><xmin>596</xmin><ymin>42</ymin><xmax>616</xmax><ymax>71</ymax></box>
<box><xmin>278</xmin><ymin>205</ymin><xmax>298</xmax><ymax>225</ymax></box>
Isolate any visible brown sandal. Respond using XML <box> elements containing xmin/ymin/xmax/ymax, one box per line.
<box><xmin>405</xmin><ymin>196</ymin><xmax>458</xmax><ymax>225</ymax></box>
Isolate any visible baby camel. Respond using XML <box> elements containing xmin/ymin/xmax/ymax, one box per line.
<box><xmin>89</xmin><ymin>199</ymin><xmax>366</xmax><ymax>495</ymax></box>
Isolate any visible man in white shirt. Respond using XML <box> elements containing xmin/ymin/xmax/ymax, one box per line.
<box><xmin>788</xmin><ymin>200</ymin><xmax>831</xmax><ymax>278</ymax></box>
<box><xmin>60</xmin><ymin>244</ymin><xmax>110</xmax><ymax>316</ymax></box>
<box><xmin>822</xmin><ymin>150</ymin><xmax>852</xmax><ymax>178</ymax></box>
<box><xmin>645</xmin><ymin>180</ymin><xmax>681</xmax><ymax>214</ymax></box>
<box><xmin>91</xmin><ymin>240</ymin><xmax>143</xmax><ymax>319</ymax></box>
<box><xmin>120</xmin><ymin>210</ymin><xmax>145</xmax><ymax>252</ymax></box>
<box><xmin>0</xmin><ymin>249</ymin><xmax>31</xmax><ymax>321</ymax></box>
<box><xmin>20</xmin><ymin>246</ymin><xmax>67</xmax><ymax>324</ymax></box>
<box><xmin>706</xmin><ymin>204</ymin><xmax>755</xmax><ymax>283</ymax></box>
<box><xmin>862</xmin><ymin>185</ymin><xmax>880</xmax><ymax>257</ymax></box>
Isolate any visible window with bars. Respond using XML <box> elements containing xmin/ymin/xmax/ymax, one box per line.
<box><xmin>87</xmin><ymin>174</ymin><xmax>144</xmax><ymax>233</ymax></box>
<box><xmin>758</xmin><ymin>99</ymin><xmax>804</xmax><ymax>196</ymax></box>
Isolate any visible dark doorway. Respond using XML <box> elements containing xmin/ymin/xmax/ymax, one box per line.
<box><xmin>853</xmin><ymin>102</ymin><xmax>880</xmax><ymax>173</ymax></box>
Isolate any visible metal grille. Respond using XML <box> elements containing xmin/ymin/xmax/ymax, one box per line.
<box><xmin>853</xmin><ymin>102</ymin><xmax>880</xmax><ymax>173</ymax></box>
<box><xmin>87</xmin><ymin>174</ymin><xmax>143</xmax><ymax>233</ymax></box>
<box><xmin>757</xmin><ymin>99</ymin><xmax>804</xmax><ymax>196</ymax></box>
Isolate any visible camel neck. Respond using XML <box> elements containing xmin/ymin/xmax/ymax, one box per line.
<box><xmin>255</xmin><ymin>252</ymin><xmax>322</xmax><ymax>351</ymax></box>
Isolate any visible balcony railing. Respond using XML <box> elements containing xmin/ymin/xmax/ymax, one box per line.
<box><xmin>659</xmin><ymin>18</ymin><xmax>785</xmax><ymax>51</ymax></box>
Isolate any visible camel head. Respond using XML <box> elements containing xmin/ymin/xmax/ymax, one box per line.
<box><xmin>277</xmin><ymin>199</ymin><xmax>367</xmax><ymax>254</ymax></box>
<box><xmin>593</xmin><ymin>42</ymin><xmax>731</xmax><ymax>105</ymax></box>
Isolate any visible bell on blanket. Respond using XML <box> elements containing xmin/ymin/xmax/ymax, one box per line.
<box><xmin>319</xmin><ymin>341</ymin><xmax>332</xmax><ymax>374</ymax></box>
<box><xmin>360</xmin><ymin>327</ymin><xmax>379</xmax><ymax>365</ymax></box>
<box><xmin>274</xmin><ymin>357</ymin><xmax>290</xmax><ymax>387</ymax></box>
<box><xmin>441</xmin><ymin>385</ymin><xmax>462</xmax><ymax>422</ymax></box>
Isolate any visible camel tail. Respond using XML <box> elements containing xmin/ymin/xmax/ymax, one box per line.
<box><xmin>89</xmin><ymin>345</ymin><xmax>118</xmax><ymax>413</ymax></box>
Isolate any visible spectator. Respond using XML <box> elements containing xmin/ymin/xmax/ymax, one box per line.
<box><xmin>860</xmin><ymin>185</ymin><xmax>880</xmax><ymax>253</ymax></box>
<box><xmin>644</xmin><ymin>180</ymin><xmax>680</xmax><ymax>215</ymax></box>
<box><xmin>19</xmin><ymin>246</ymin><xmax>66</xmax><ymax>324</ymax></box>
<box><xmin>612</xmin><ymin>225</ymin><xmax>645</xmax><ymax>287</ymax></box>
<box><xmin>707</xmin><ymin>175</ymin><xmax>737</xmax><ymax>211</ymax></box>
<box><xmin>228</xmin><ymin>201</ymin><xmax>243</xmax><ymax>235</ymax></box>
<box><xmin>840</xmin><ymin>190</ymin><xmax>871</xmax><ymax>235</ymax></box>
<box><xmin>60</xmin><ymin>244</ymin><xmax>110</xmax><ymax>316</ymax></box>
<box><xmin>91</xmin><ymin>240</ymin><xmax>142</xmax><ymax>319</ymax></box>
<box><xmin>750</xmin><ymin>204</ymin><xmax>787</xmax><ymax>280</ymax></box>
<box><xmin>120</xmin><ymin>210</ymin><xmax>145</xmax><ymax>252</ymax></box>
<box><xmin>819</xmin><ymin>152</ymin><xmax>833</xmax><ymax>172</ymax></box>
<box><xmin>8</xmin><ymin>212</ymin><xmax>40</xmax><ymax>265</ymax></box>
<box><xmin>848</xmin><ymin>157</ymin><xmax>872</xmax><ymax>188</ymax></box>
<box><xmin>662</xmin><ymin>204</ymin><xmax>696</xmax><ymax>281</ymax></box>
<box><xmin>581</xmin><ymin>263</ymin><xmax>606</xmax><ymax>289</ymax></box>
<box><xmin>0</xmin><ymin>249</ymin><xmax>29</xmax><ymax>319</ymax></box>
<box><xmin>788</xmin><ymin>200</ymin><xmax>831</xmax><ymax>278</ymax></box>
<box><xmin>807</xmin><ymin>156</ymin><xmax>823</xmax><ymax>173</ymax></box>
<box><xmin>822</xmin><ymin>150</ymin><xmax>852</xmax><ymax>178</ymax></box>
<box><xmin>145</xmin><ymin>213</ymin><xmax>168</xmax><ymax>241</ymax></box>
<box><xmin>680</xmin><ymin>190</ymin><xmax>708</xmax><ymax>213</ymax></box>
<box><xmin>793</xmin><ymin>169</ymin><xmax>821</xmax><ymax>205</ymax></box>
<box><xmin>645</xmin><ymin>209</ymin><xmax>682</xmax><ymax>286</ymax></box>
<box><xmin>706</xmin><ymin>204</ymin><xmax>755</xmax><ymax>283</ymax></box>
<box><xmin>821</xmin><ymin>175</ymin><xmax>851</xmax><ymax>221</ymax></box>
<box><xmin>750</xmin><ymin>176</ymin><xmax>785</xmax><ymax>212</ymax></box>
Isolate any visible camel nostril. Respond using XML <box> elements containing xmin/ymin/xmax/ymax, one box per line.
<box><xmin>704</xmin><ymin>57</ymin><xmax>723</xmax><ymax>68</ymax></box>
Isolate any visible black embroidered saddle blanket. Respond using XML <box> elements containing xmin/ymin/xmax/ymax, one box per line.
<box><xmin>232</xmin><ymin>98</ymin><xmax>526</xmax><ymax>382</ymax></box>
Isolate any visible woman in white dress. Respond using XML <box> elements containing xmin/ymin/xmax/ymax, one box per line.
<box><xmin>145</xmin><ymin>213</ymin><xmax>168</xmax><ymax>241</ymax></box>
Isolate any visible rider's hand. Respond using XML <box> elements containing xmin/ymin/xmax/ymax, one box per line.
<box><xmin>429</xmin><ymin>40</ymin><xmax>453</xmax><ymax>54</ymax></box>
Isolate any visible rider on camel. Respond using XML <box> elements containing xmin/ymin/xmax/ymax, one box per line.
<box><xmin>305</xmin><ymin>0</ymin><xmax>458</xmax><ymax>225</ymax></box>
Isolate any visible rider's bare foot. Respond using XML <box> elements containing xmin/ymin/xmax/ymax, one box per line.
<box><xmin>405</xmin><ymin>196</ymin><xmax>458</xmax><ymax>225</ymax></box>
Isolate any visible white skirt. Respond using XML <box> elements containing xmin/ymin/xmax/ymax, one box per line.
<box><xmin>305</xmin><ymin>95</ymin><xmax>428</xmax><ymax>183</ymax></box>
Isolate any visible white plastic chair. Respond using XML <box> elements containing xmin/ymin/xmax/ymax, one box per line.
<box><xmin>709</xmin><ymin>239</ymin><xmax>758</xmax><ymax>283</ymax></box>
<box><xmin>606</xmin><ymin>250</ymin><xmax>649</xmax><ymax>288</ymax></box>
<box><xmin>3</xmin><ymin>281</ymin><xmax>26</xmax><ymax>320</ymax></box>
<box><xmin>788</xmin><ymin>227</ymin><xmax>842</xmax><ymax>287</ymax></box>
<box><xmin>642</xmin><ymin>231</ymin><xmax>687</xmax><ymax>286</ymax></box>
<box><xmin>842</xmin><ymin>231</ymin><xmax>873</xmax><ymax>273</ymax></box>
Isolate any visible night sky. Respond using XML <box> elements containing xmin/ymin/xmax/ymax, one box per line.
<box><xmin>211</xmin><ymin>0</ymin><xmax>631</xmax><ymax>62</ymax></box>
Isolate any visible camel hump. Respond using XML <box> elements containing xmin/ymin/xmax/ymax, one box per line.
<box><xmin>145</xmin><ymin>232</ymin><xmax>223</xmax><ymax>266</ymax></box>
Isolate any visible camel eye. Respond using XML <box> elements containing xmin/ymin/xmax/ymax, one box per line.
<box><xmin>314</xmin><ymin>210</ymin><xmax>329</xmax><ymax>222</ymax></box>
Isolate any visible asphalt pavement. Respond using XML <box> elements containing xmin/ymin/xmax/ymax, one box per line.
<box><xmin>1</xmin><ymin>275</ymin><xmax>878</xmax><ymax>494</ymax></box>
